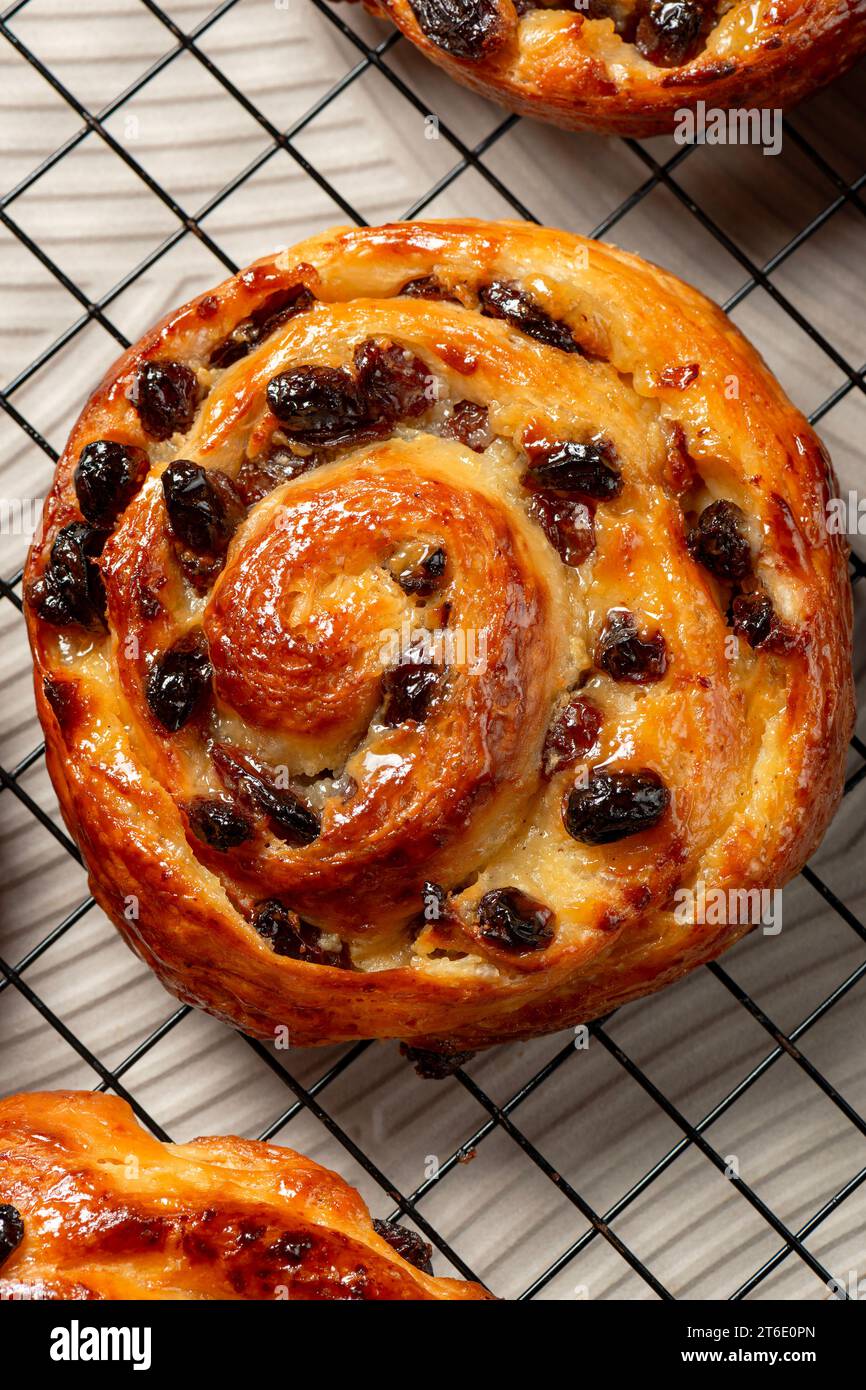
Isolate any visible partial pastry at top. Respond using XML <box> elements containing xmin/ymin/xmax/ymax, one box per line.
<box><xmin>345</xmin><ymin>0</ymin><xmax>866</xmax><ymax>135</ymax></box>
<box><xmin>0</xmin><ymin>1090</ymin><xmax>491</xmax><ymax>1299</ymax></box>
<box><xmin>25</xmin><ymin>219</ymin><xmax>853</xmax><ymax>1058</ymax></box>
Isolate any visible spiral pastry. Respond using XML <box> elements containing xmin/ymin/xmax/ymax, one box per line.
<box><xmin>0</xmin><ymin>1091</ymin><xmax>491</xmax><ymax>1299</ymax></box>
<box><xmin>25</xmin><ymin>219</ymin><xmax>853</xmax><ymax>1057</ymax></box>
<box><xmin>347</xmin><ymin>0</ymin><xmax>866</xmax><ymax>135</ymax></box>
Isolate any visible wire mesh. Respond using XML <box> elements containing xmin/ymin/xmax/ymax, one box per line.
<box><xmin>0</xmin><ymin>0</ymin><xmax>864</xmax><ymax>1301</ymax></box>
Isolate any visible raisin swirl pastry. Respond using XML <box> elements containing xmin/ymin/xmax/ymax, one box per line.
<box><xmin>0</xmin><ymin>1091</ymin><xmax>491</xmax><ymax>1299</ymax></box>
<box><xmin>25</xmin><ymin>220</ymin><xmax>853</xmax><ymax>1058</ymax></box>
<box><xmin>347</xmin><ymin>0</ymin><xmax>866</xmax><ymax>135</ymax></box>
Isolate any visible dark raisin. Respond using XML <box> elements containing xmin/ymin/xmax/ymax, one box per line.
<box><xmin>687</xmin><ymin>499</ymin><xmax>752</xmax><ymax>581</ymax></box>
<box><xmin>563</xmin><ymin>769</ymin><xmax>670</xmax><ymax>844</ymax></box>
<box><xmin>267</xmin><ymin>1234</ymin><xmax>313</xmax><ymax>1266</ymax></box>
<box><xmin>235</xmin><ymin>447</ymin><xmax>319</xmax><ymax>505</ymax></box>
<box><xmin>527</xmin><ymin>493</ymin><xmax>596</xmax><ymax>567</ymax></box>
<box><xmin>477</xmin><ymin>887</ymin><xmax>554</xmax><ymax>953</ymax></box>
<box><xmin>373</xmin><ymin>1219</ymin><xmax>434</xmax><ymax>1275</ymax></box>
<box><xmin>266</xmin><ymin>365</ymin><xmax>372</xmax><ymax>447</ymax></box>
<box><xmin>209</xmin><ymin>285</ymin><xmax>315</xmax><ymax>369</ymax></box>
<box><xmin>421</xmin><ymin>880</ymin><xmax>449</xmax><ymax>922</ymax></box>
<box><xmin>73</xmin><ymin>439</ymin><xmax>149</xmax><ymax>530</ymax></box>
<box><xmin>444</xmin><ymin>400</ymin><xmax>490</xmax><ymax>452</ymax></box>
<box><xmin>543</xmin><ymin>695</ymin><xmax>603</xmax><ymax>777</ymax></box>
<box><xmin>129</xmin><ymin>361</ymin><xmax>199</xmax><ymax>441</ymax></box>
<box><xmin>399</xmin><ymin>274</ymin><xmax>458</xmax><ymax>303</ymax></box>
<box><xmin>730</xmin><ymin>591</ymin><xmax>795</xmax><ymax>653</ymax></box>
<box><xmin>479</xmin><ymin>280</ymin><xmax>581</xmax><ymax>354</ymax></box>
<box><xmin>596</xmin><ymin>609</ymin><xmax>668</xmax><ymax>684</ymax></box>
<box><xmin>400</xmin><ymin>1044</ymin><xmax>476</xmax><ymax>1079</ymax></box>
<box><xmin>523</xmin><ymin>436</ymin><xmax>622</xmax><ymax>500</ymax></box>
<box><xmin>253</xmin><ymin>899</ymin><xmax>348</xmax><ymax>967</ymax></box>
<box><xmin>635</xmin><ymin>0</ymin><xmax>706</xmax><ymax>67</ymax></box>
<box><xmin>187</xmin><ymin>798</ymin><xmax>254</xmax><ymax>851</ymax></box>
<box><xmin>28</xmin><ymin>522</ymin><xmax>106</xmax><ymax>629</ymax></box>
<box><xmin>146</xmin><ymin>630</ymin><xmax>212</xmax><ymax>732</ymax></box>
<box><xmin>408</xmin><ymin>0</ymin><xmax>511</xmax><ymax>59</ymax></box>
<box><xmin>354</xmin><ymin>338</ymin><xmax>434</xmax><ymax>421</ymax></box>
<box><xmin>161</xmin><ymin>460</ymin><xmax>245</xmax><ymax>556</ymax></box>
<box><xmin>391</xmin><ymin>545</ymin><xmax>447</xmax><ymax>598</ymax></box>
<box><xmin>212</xmin><ymin>744</ymin><xmax>321</xmax><ymax>846</ymax></box>
<box><xmin>381</xmin><ymin>660</ymin><xmax>441</xmax><ymax>725</ymax></box>
<box><xmin>0</xmin><ymin>1204</ymin><xmax>24</xmax><ymax>1269</ymax></box>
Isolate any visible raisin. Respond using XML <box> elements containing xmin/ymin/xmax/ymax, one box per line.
<box><xmin>209</xmin><ymin>285</ymin><xmax>315</xmax><ymax>369</ymax></box>
<box><xmin>253</xmin><ymin>899</ymin><xmax>348</xmax><ymax>967</ymax></box>
<box><xmin>235</xmin><ymin>447</ymin><xmax>319</xmax><ymax>505</ymax></box>
<box><xmin>444</xmin><ymin>400</ymin><xmax>491</xmax><ymax>452</ymax></box>
<box><xmin>391</xmin><ymin>545</ymin><xmax>447</xmax><ymax>598</ymax></box>
<box><xmin>129</xmin><ymin>361</ymin><xmax>199</xmax><ymax>441</ymax></box>
<box><xmin>28</xmin><ymin>522</ymin><xmax>106</xmax><ymax>629</ymax></box>
<box><xmin>212</xmin><ymin>744</ymin><xmax>321</xmax><ymax>846</ymax></box>
<box><xmin>563</xmin><ymin>769</ymin><xmax>670</xmax><ymax>844</ymax></box>
<box><xmin>635</xmin><ymin>0</ymin><xmax>706</xmax><ymax>67</ymax></box>
<box><xmin>420</xmin><ymin>880</ymin><xmax>449</xmax><ymax>922</ymax></box>
<box><xmin>477</xmin><ymin>887</ymin><xmax>554</xmax><ymax>953</ymax></box>
<box><xmin>527</xmin><ymin>493</ymin><xmax>596</xmax><ymax>568</ymax></box>
<box><xmin>523</xmin><ymin>435</ymin><xmax>622</xmax><ymax>500</ymax></box>
<box><xmin>543</xmin><ymin>695</ymin><xmax>603</xmax><ymax>777</ymax></box>
<box><xmin>146</xmin><ymin>630</ymin><xmax>212</xmax><ymax>731</ymax></box>
<box><xmin>687</xmin><ymin>499</ymin><xmax>752</xmax><ymax>582</ymax></box>
<box><xmin>355</xmin><ymin>339</ymin><xmax>434</xmax><ymax>421</ymax></box>
<box><xmin>161</xmin><ymin>460</ymin><xmax>245</xmax><ymax>556</ymax></box>
<box><xmin>400</xmin><ymin>1044</ymin><xmax>476</xmax><ymax>1079</ymax></box>
<box><xmin>74</xmin><ymin>439</ymin><xmax>149</xmax><ymax>530</ymax></box>
<box><xmin>730</xmin><ymin>591</ymin><xmax>795</xmax><ymax>652</ymax></box>
<box><xmin>399</xmin><ymin>274</ymin><xmax>458</xmax><ymax>303</ymax></box>
<box><xmin>596</xmin><ymin>609</ymin><xmax>668</xmax><ymax>684</ymax></box>
<box><xmin>267</xmin><ymin>1234</ymin><xmax>312</xmax><ymax>1266</ymax></box>
<box><xmin>479</xmin><ymin>280</ymin><xmax>582</xmax><ymax>354</ymax></box>
<box><xmin>0</xmin><ymin>1205</ymin><xmax>24</xmax><ymax>1269</ymax></box>
<box><xmin>381</xmin><ymin>660</ymin><xmax>441</xmax><ymax>725</ymax></box>
<box><xmin>266</xmin><ymin>365</ymin><xmax>372</xmax><ymax>447</ymax></box>
<box><xmin>408</xmin><ymin>0</ymin><xmax>511</xmax><ymax>60</ymax></box>
<box><xmin>187</xmin><ymin>798</ymin><xmax>254</xmax><ymax>851</ymax></box>
<box><xmin>373</xmin><ymin>1219</ymin><xmax>434</xmax><ymax>1275</ymax></box>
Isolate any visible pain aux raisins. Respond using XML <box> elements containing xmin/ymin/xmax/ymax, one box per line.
<box><xmin>477</xmin><ymin>887</ymin><xmax>554</xmax><ymax>953</ymax></box>
<box><xmin>145</xmin><ymin>630</ymin><xmax>212</xmax><ymax>732</ymax></box>
<box><xmin>522</xmin><ymin>435</ymin><xmax>623</xmax><ymax>500</ymax></box>
<box><xmin>372</xmin><ymin>1219</ymin><xmax>434</xmax><ymax>1275</ymax></box>
<box><xmin>687</xmin><ymin>499</ymin><xmax>753</xmax><ymax>581</ymax></box>
<box><xmin>129</xmin><ymin>360</ymin><xmax>199</xmax><ymax>441</ymax></box>
<box><xmin>212</xmin><ymin>744</ymin><xmax>321</xmax><ymax>846</ymax></box>
<box><xmin>209</xmin><ymin>285</ymin><xmax>316</xmax><ymax>369</ymax></box>
<box><xmin>28</xmin><ymin>522</ymin><xmax>106</xmax><ymax>629</ymax></box>
<box><xmin>186</xmin><ymin>798</ymin><xmax>254</xmax><ymax>851</ymax></box>
<box><xmin>266</xmin><ymin>339</ymin><xmax>434</xmax><ymax>448</ymax></box>
<box><xmin>408</xmin><ymin>0</ymin><xmax>512</xmax><ymax>60</ymax></box>
<box><xmin>563</xmin><ymin>768</ymin><xmax>670</xmax><ymax>845</ymax></box>
<box><xmin>543</xmin><ymin>694</ymin><xmax>603</xmax><ymax>777</ymax></box>
<box><xmin>0</xmin><ymin>1205</ymin><xmax>24</xmax><ymax>1270</ymax></box>
<box><xmin>381</xmin><ymin>658</ymin><xmax>442</xmax><ymax>725</ymax></box>
<box><xmin>161</xmin><ymin>460</ymin><xmax>245</xmax><ymax>557</ymax></box>
<box><xmin>73</xmin><ymin>439</ymin><xmax>149</xmax><ymax>530</ymax></box>
<box><xmin>479</xmin><ymin>280</ymin><xmax>583</xmax><ymax>354</ymax></box>
<box><xmin>252</xmin><ymin>899</ymin><xmax>349</xmax><ymax>968</ymax></box>
<box><xmin>596</xmin><ymin>609</ymin><xmax>668</xmax><ymax>684</ymax></box>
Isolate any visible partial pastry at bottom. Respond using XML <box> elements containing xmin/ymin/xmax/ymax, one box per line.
<box><xmin>0</xmin><ymin>1091</ymin><xmax>492</xmax><ymax>1300</ymax></box>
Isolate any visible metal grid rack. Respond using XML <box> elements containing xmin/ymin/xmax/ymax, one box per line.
<box><xmin>0</xmin><ymin>0</ymin><xmax>864</xmax><ymax>1301</ymax></box>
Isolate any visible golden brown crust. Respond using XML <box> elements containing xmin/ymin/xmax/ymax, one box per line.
<box><xmin>25</xmin><ymin>219</ymin><xmax>853</xmax><ymax>1055</ymax></box>
<box><xmin>0</xmin><ymin>1091</ymin><xmax>492</xmax><ymax>1300</ymax></box>
<box><xmin>356</xmin><ymin>0</ymin><xmax>866</xmax><ymax>136</ymax></box>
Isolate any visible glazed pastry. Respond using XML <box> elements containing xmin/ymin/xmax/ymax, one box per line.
<box><xmin>0</xmin><ymin>1091</ymin><xmax>491</xmax><ymax>1299</ymax></box>
<box><xmin>343</xmin><ymin>0</ymin><xmax>866</xmax><ymax>136</ymax></box>
<box><xmin>25</xmin><ymin>219</ymin><xmax>853</xmax><ymax>1059</ymax></box>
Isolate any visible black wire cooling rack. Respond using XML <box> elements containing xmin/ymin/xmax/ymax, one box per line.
<box><xmin>0</xmin><ymin>0</ymin><xmax>864</xmax><ymax>1302</ymax></box>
